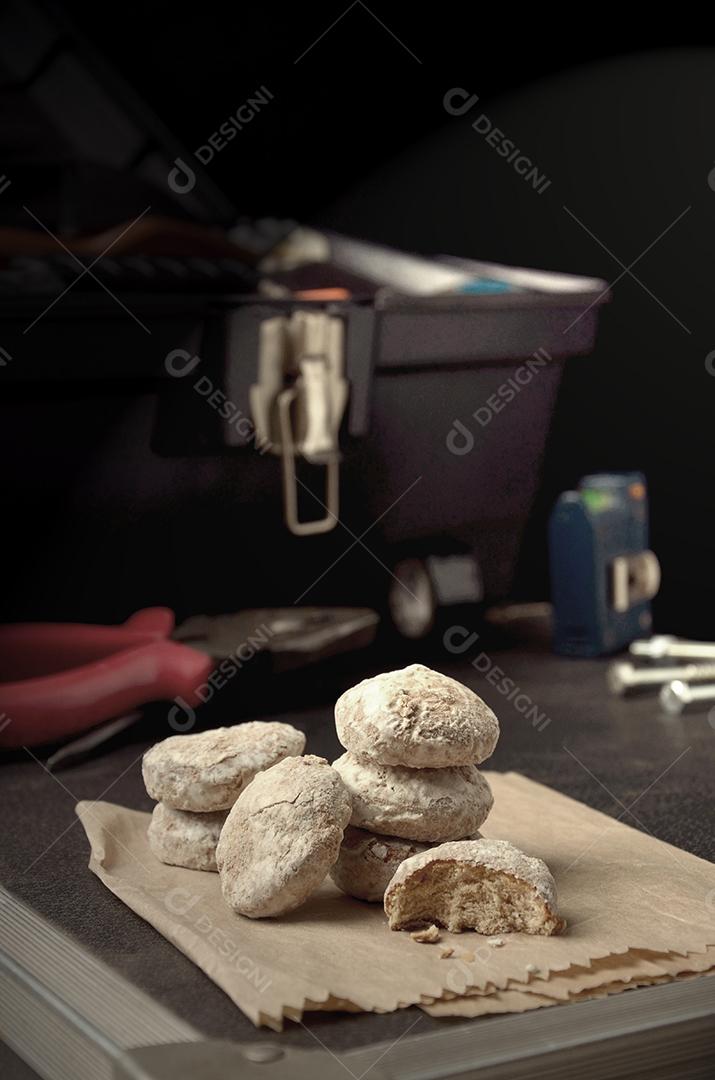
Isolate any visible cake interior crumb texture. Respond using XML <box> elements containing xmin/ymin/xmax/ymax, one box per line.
<box><xmin>387</xmin><ymin>863</ymin><xmax>565</xmax><ymax>935</ymax></box>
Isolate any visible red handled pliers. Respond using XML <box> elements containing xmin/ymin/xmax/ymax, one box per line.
<box><xmin>0</xmin><ymin>608</ymin><xmax>214</xmax><ymax>749</ymax></box>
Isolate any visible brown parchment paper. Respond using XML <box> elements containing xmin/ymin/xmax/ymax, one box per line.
<box><xmin>420</xmin><ymin>976</ymin><xmax>714</xmax><ymax>1019</ymax></box>
<box><xmin>421</xmin><ymin>946</ymin><xmax>715</xmax><ymax>1004</ymax></box>
<box><xmin>76</xmin><ymin>771</ymin><xmax>715</xmax><ymax>1030</ymax></box>
<box><xmin>419</xmin><ymin>946</ymin><xmax>715</xmax><ymax>1015</ymax></box>
<box><xmin>421</xmin><ymin>957</ymin><xmax>715</xmax><ymax>1017</ymax></box>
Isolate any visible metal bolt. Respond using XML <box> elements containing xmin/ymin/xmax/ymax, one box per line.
<box><xmin>630</xmin><ymin>636</ymin><xmax>715</xmax><ymax>661</ymax></box>
<box><xmin>242</xmin><ymin>1045</ymin><xmax>285</xmax><ymax>1063</ymax></box>
<box><xmin>607</xmin><ymin>660</ymin><xmax>715</xmax><ymax>696</ymax></box>
<box><xmin>659</xmin><ymin>680</ymin><xmax>715</xmax><ymax>715</ymax></box>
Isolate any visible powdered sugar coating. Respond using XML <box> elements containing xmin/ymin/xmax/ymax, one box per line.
<box><xmin>147</xmin><ymin>803</ymin><xmax>227</xmax><ymax>872</ymax></box>
<box><xmin>386</xmin><ymin>838</ymin><xmax>559</xmax><ymax>908</ymax></box>
<box><xmin>142</xmin><ymin>722</ymin><xmax>306</xmax><ymax>812</ymax></box>
<box><xmin>216</xmin><ymin>755</ymin><xmax>352</xmax><ymax>917</ymax></box>
<box><xmin>335</xmin><ymin>664</ymin><xmax>499</xmax><ymax>768</ymax></box>
<box><xmin>332</xmin><ymin>752</ymin><xmax>493</xmax><ymax>842</ymax></box>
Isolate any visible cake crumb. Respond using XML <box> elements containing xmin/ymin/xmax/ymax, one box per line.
<box><xmin>525</xmin><ymin>963</ymin><xmax>540</xmax><ymax>975</ymax></box>
<box><xmin>487</xmin><ymin>937</ymin><xmax>505</xmax><ymax>947</ymax></box>
<box><xmin>440</xmin><ymin>947</ymin><xmax>454</xmax><ymax>958</ymax></box>
<box><xmin>411</xmin><ymin>924</ymin><xmax>441</xmax><ymax>944</ymax></box>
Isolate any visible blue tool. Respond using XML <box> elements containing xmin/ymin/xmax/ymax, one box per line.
<box><xmin>458</xmin><ymin>278</ymin><xmax>514</xmax><ymax>295</ymax></box>
<box><xmin>549</xmin><ymin>473</ymin><xmax>661</xmax><ymax>657</ymax></box>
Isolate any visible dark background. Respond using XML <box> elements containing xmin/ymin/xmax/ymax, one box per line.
<box><xmin>2</xmin><ymin>2</ymin><xmax>714</xmax><ymax>637</ymax></box>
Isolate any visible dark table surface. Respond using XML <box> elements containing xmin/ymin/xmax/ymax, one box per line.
<box><xmin>1</xmin><ymin>627</ymin><xmax>713</xmax><ymax>1075</ymax></box>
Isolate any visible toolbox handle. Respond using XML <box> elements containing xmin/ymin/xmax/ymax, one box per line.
<box><xmin>277</xmin><ymin>385</ymin><xmax>340</xmax><ymax>536</ymax></box>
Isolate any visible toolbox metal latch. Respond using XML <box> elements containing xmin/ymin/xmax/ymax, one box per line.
<box><xmin>250</xmin><ymin>311</ymin><xmax>348</xmax><ymax>536</ymax></box>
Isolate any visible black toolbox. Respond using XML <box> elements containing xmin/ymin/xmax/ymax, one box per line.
<box><xmin>0</xmin><ymin>238</ymin><xmax>609</xmax><ymax>630</ymax></box>
<box><xmin>0</xmin><ymin>0</ymin><xmax>609</xmax><ymax>628</ymax></box>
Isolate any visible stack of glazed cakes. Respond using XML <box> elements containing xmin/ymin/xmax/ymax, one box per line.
<box><xmin>331</xmin><ymin>664</ymin><xmax>499</xmax><ymax>902</ymax></box>
<box><xmin>142</xmin><ymin>722</ymin><xmax>305</xmax><ymax>871</ymax></box>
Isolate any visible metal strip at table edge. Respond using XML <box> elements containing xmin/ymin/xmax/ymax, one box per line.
<box><xmin>1</xmin><ymin>885</ymin><xmax>713</xmax><ymax>1080</ymax></box>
